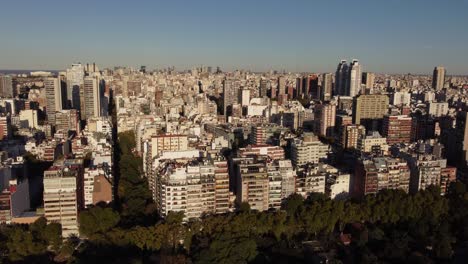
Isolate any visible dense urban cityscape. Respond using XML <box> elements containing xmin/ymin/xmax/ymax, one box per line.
<box><xmin>0</xmin><ymin>61</ymin><xmax>467</xmax><ymax>263</ymax></box>
<box><xmin>1</xmin><ymin>0</ymin><xmax>468</xmax><ymax>263</ymax></box>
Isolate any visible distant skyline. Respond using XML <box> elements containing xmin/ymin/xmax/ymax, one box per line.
<box><xmin>1</xmin><ymin>0</ymin><xmax>467</xmax><ymax>75</ymax></box>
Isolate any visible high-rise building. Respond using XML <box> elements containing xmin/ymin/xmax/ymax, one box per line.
<box><xmin>353</xmin><ymin>94</ymin><xmax>389</xmax><ymax>126</ymax></box>
<box><xmin>241</xmin><ymin>89</ymin><xmax>250</xmax><ymax>106</ymax></box>
<box><xmin>321</xmin><ymin>73</ymin><xmax>333</xmax><ymax>101</ymax></box>
<box><xmin>291</xmin><ymin>133</ymin><xmax>329</xmax><ymax>167</ymax></box>
<box><xmin>155</xmin><ymin>159</ymin><xmax>230</xmax><ymax>220</ymax></box>
<box><xmin>308</xmin><ymin>75</ymin><xmax>319</xmax><ymax>99</ymax></box>
<box><xmin>341</xmin><ymin>124</ymin><xmax>366</xmax><ymax>150</ymax></box>
<box><xmin>223</xmin><ymin>79</ymin><xmax>240</xmax><ymax>116</ymax></box>
<box><xmin>295</xmin><ymin>77</ymin><xmax>303</xmax><ymax>98</ymax></box>
<box><xmin>315</xmin><ymin>103</ymin><xmax>336</xmax><ymax>137</ymax></box>
<box><xmin>277</xmin><ymin>76</ymin><xmax>286</xmax><ymax>96</ymax></box>
<box><xmin>0</xmin><ymin>75</ymin><xmax>14</xmax><ymax>98</ymax></box>
<box><xmin>83</xmin><ymin>76</ymin><xmax>101</xmax><ymax>119</ymax></box>
<box><xmin>0</xmin><ymin>116</ymin><xmax>11</xmax><ymax>140</ymax></box>
<box><xmin>432</xmin><ymin>66</ymin><xmax>446</xmax><ymax>90</ymax></box>
<box><xmin>382</xmin><ymin>115</ymin><xmax>413</xmax><ymax>145</ymax></box>
<box><xmin>362</xmin><ymin>72</ymin><xmax>375</xmax><ymax>90</ymax></box>
<box><xmin>353</xmin><ymin>157</ymin><xmax>410</xmax><ymax>197</ymax></box>
<box><xmin>43</xmin><ymin>161</ymin><xmax>84</xmax><ymax>237</ymax></box>
<box><xmin>406</xmin><ymin>154</ymin><xmax>446</xmax><ymax>194</ymax></box>
<box><xmin>259</xmin><ymin>78</ymin><xmax>270</xmax><ymax>98</ymax></box>
<box><xmin>150</xmin><ymin>134</ymin><xmax>189</xmax><ymax>158</ymax></box>
<box><xmin>55</xmin><ymin>109</ymin><xmax>80</xmax><ymax>133</ymax></box>
<box><xmin>234</xmin><ymin>156</ymin><xmax>269</xmax><ymax>211</ymax></box>
<box><xmin>335</xmin><ymin>60</ymin><xmax>349</xmax><ymax>96</ymax></box>
<box><xmin>348</xmin><ymin>59</ymin><xmax>362</xmax><ymax>97</ymax></box>
<box><xmin>65</xmin><ymin>63</ymin><xmax>84</xmax><ymax>109</ymax></box>
<box><xmin>428</xmin><ymin>102</ymin><xmax>449</xmax><ymax>117</ymax></box>
<box><xmin>44</xmin><ymin>78</ymin><xmax>62</xmax><ymax>124</ymax></box>
<box><xmin>296</xmin><ymin>163</ymin><xmax>350</xmax><ymax>199</ymax></box>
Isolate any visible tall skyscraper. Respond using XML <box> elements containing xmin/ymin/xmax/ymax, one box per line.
<box><xmin>309</xmin><ymin>75</ymin><xmax>319</xmax><ymax>99</ymax></box>
<box><xmin>223</xmin><ymin>79</ymin><xmax>240</xmax><ymax>116</ymax></box>
<box><xmin>362</xmin><ymin>72</ymin><xmax>375</xmax><ymax>90</ymax></box>
<box><xmin>295</xmin><ymin>77</ymin><xmax>303</xmax><ymax>98</ymax></box>
<box><xmin>0</xmin><ymin>75</ymin><xmax>14</xmax><ymax>98</ymax></box>
<box><xmin>66</xmin><ymin>63</ymin><xmax>84</xmax><ymax>109</ymax></box>
<box><xmin>259</xmin><ymin>78</ymin><xmax>270</xmax><ymax>98</ymax></box>
<box><xmin>348</xmin><ymin>59</ymin><xmax>362</xmax><ymax>97</ymax></box>
<box><xmin>432</xmin><ymin>66</ymin><xmax>446</xmax><ymax>90</ymax></box>
<box><xmin>335</xmin><ymin>60</ymin><xmax>349</xmax><ymax>96</ymax></box>
<box><xmin>315</xmin><ymin>103</ymin><xmax>336</xmax><ymax>137</ymax></box>
<box><xmin>321</xmin><ymin>73</ymin><xmax>333</xmax><ymax>101</ymax></box>
<box><xmin>83</xmin><ymin>76</ymin><xmax>101</xmax><ymax>120</ymax></box>
<box><xmin>277</xmin><ymin>76</ymin><xmax>286</xmax><ymax>96</ymax></box>
<box><xmin>44</xmin><ymin>78</ymin><xmax>62</xmax><ymax>124</ymax></box>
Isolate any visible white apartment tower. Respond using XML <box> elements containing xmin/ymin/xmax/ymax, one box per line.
<box><xmin>348</xmin><ymin>59</ymin><xmax>362</xmax><ymax>97</ymax></box>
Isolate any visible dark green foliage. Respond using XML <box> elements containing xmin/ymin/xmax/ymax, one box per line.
<box><xmin>1</xmin><ymin>217</ymin><xmax>62</xmax><ymax>262</ymax></box>
<box><xmin>1</xmin><ymin>162</ymin><xmax>467</xmax><ymax>263</ymax></box>
<box><xmin>116</xmin><ymin>131</ymin><xmax>155</xmax><ymax>225</ymax></box>
<box><xmin>79</xmin><ymin>206</ymin><xmax>120</xmax><ymax>238</ymax></box>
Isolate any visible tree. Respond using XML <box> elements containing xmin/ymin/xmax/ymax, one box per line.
<box><xmin>79</xmin><ymin>207</ymin><xmax>120</xmax><ymax>238</ymax></box>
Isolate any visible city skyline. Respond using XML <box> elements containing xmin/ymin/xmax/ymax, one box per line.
<box><xmin>0</xmin><ymin>0</ymin><xmax>467</xmax><ymax>74</ymax></box>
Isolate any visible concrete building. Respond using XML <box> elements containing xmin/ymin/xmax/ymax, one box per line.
<box><xmin>0</xmin><ymin>116</ymin><xmax>11</xmax><ymax>140</ymax></box>
<box><xmin>357</xmin><ymin>131</ymin><xmax>389</xmax><ymax>155</ymax></box>
<box><xmin>44</xmin><ymin>78</ymin><xmax>63</xmax><ymax>124</ymax></box>
<box><xmin>0</xmin><ymin>75</ymin><xmax>14</xmax><ymax>98</ymax></box>
<box><xmin>432</xmin><ymin>66</ymin><xmax>446</xmax><ymax>90</ymax></box>
<box><xmin>223</xmin><ymin>79</ymin><xmax>240</xmax><ymax>116</ymax></box>
<box><xmin>353</xmin><ymin>94</ymin><xmax>389</xmax><ymax>126</ymax></box>
<box><xmin>238</xmin><ymin>145</ymin><xmax>285</xmax><ymax>160</ymax></box>
<box><xmin>315</xmin><ymin>103</ymin><xmax>336</xmax><ymax>137</ymax></box>
<box><xmin>43</xmin><ymin>162</ymin><xmax>83</xmax><ymax>237</ymax></box>
<box><xmin>150</xmin><ymin>134</ymin><xmax>189</xmax><ymax>158</ymax></box>
<box><xmin>83</xmin><ymin>76</ymin><xmax>101</xmax><ymax>119</ymax></box>
<box><xmin>83</xmin><ymin>166</ymin><xmax>112</xmax><ymax>207</ymax></box>
<box><xmin>342</xmin><ymin>124</ymin><xmax>366</xmax><ymax>150</ymax></box>
<box><xmin>362</xmin><ymin>72</ymin><xmax>375</xmax><ymax>90</ymax></box>
<box><xmin>55</xmin><ymin>109</ymin><xmax>80</xmax><ymax>133</ymax></box>
<box><xmin>335</xmin><ymin>60</ymin><xmax>349</xmax><ymax>96</ymax></box>
<box><xmin>353</xmin><ymin>157</ymin><xmax>410</xmax><ymax>197</ymax></box>
<box><xmin>291</xmin><ymin>133</ymin><xmax>329</xmax><ymax>167</ymax></box>
<box><xmin>65</xmin><ymin>63</ymin><xmax>85</xmax><ymax>109</ymax></box>
<box><xmin>391</xmin><ymin>91</ymin><xmax>411</xmax><ymax>106</ymax></box>
<box><xmin>428</xmin><ymin>102</ymin><xmax>449</xmax><ymax>117</ymax></box>
<box><xmin>0</xmin><ymin>158</ymin><xmax>29</xmax><ymax>224</ymax></box>
<box><xmin>234</xmin><ymin>156</ymin><xmax>269</xmax><ymax>211</ymax></box>
<box><xmin>382</xmin><ymin>115</ymin><xmax>412</xmax><ymax>145</ymax></box>
<box><xmin>156</xmin><ymin>159</ymin><xmax>230</xmax><ymax>220</ymax></box>
<box><xmin>321</xmin><ymin>73</ymin><xmax>333</xmax><ymax>101</ymax></box>
<box><xmin>348</xmin><ymin>59</ymin><xmax>362</xmax><ymax>97</ymax></box>
<box><xmin>19</xmin><ymin>110</ymin><xmax>39</xmax><ymax>129</ymax></box>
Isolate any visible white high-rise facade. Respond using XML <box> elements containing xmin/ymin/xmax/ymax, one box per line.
<box><xmin>348</xmin><ymin>59</ymin><xmax>362</xmax><ymax>97</ymax></box>
<box><xmin>43</xmin><ymin>169</ymin><xmax>79</xmax><ymax>237</ymax></box>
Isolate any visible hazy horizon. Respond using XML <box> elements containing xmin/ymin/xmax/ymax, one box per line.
<box><xmin>1</xmin><ymin>0</ymin><xmax>467</xmax><ymax>75</ymax></box>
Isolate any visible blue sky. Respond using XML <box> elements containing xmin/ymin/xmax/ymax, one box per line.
<box><xmin>1</xmin><ymin>0</ymin><xmax>467</xmax><ymax>74</ymax></box>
